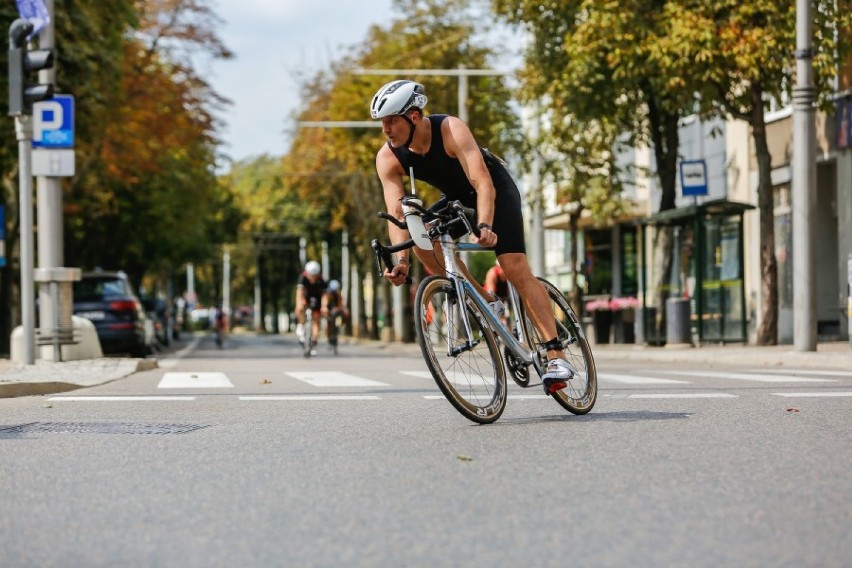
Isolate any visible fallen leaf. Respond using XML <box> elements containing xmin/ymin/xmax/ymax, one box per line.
<box><xmin>260</xmin><ymin>379</ymin><xmax>271</xmax><ymax>384</ymax></box>
<box><xmin>786</xmin><ymin>408</ymin><xmax>800</xmax><ymax>413</ymax></box>
<box><xmin>42</xmin><ymin>404</ymin><xmax>52</xmax><ymax>409</ymax></box>
<box><xmin>456</xmin><ymin>455</ymin><xmax>474</xmax><ymax>462</ymax></box>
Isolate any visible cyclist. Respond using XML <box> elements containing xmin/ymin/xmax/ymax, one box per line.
<box><xmin>322</xmin><ymin>279</ymin><xmax>349</xmax><ymax>345</ymax></box>
<box><xmin>295</xmin><ymin>260</ymin><xmax>326</xmax><ymax>350</ymax></box>
<box><xmin>370</xmin><ymin>79</ymin><xmax>577</xmax><ymax>393</ymax></box>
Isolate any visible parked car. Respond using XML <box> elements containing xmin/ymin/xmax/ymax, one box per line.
<box><xmin>73</xmin><ymin>270</ymin><xmax>150</xmax><ymax>357</ymax></box>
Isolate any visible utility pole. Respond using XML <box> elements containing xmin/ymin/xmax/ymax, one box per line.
<box><xmin>792</xmin><ymin>0</ymin><xmax>816</xmax><ymax>351</ymax></box>
<box><xmin>8</xmin><ymin>17</ymin><xmax>54</xmax><ymax>364</ymax></box>
<box><xmin>36</xmin><ymin>0</ymin><xmax>62</xmax><ymax>270</ymax></box>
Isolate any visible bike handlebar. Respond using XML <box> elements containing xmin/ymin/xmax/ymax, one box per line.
<box><xmin>372</xmin><ymin>199</ymin><xmax>485</xmax><ymax>282</ymax></box>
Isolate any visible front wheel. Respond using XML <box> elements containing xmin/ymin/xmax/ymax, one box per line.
<box><xmin>415</xmin><ymin>276</ymin><xmax>507</xmax><ymax>424</ymax></box>
<box><xmin>525</xmin><ymin>278</ymin><xmax>597</xmax><ymax>414</ymax></box>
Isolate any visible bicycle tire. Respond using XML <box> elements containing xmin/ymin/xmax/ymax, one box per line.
<box><xmin>327</xmin><ymin>315</ymin><xmax>339</xmax><ymax>356</ymax></box>
<box><xmin>303</xmin><ymin>308</ymin><xmax>314</xmax><ymax>359</ymax></box>
<box><xmin>525</xmin><ymin>278</ymin><xmax>597</xmax><ymax>414</ymax></box>
<box><xmin>415</xmin><ymin>275</ymin><xmax>507</xmax><ymax>424</ymax></box>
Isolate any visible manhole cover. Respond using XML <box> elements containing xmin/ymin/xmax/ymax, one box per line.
<box><xmin>0</xmin><ymin>421</ymin><xmax>209</xmax><ymax>435</ymax></box>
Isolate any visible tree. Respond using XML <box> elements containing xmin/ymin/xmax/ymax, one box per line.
<box><xmin>278</xmin><ymin>0</ymin><xmax>519</xmax><ymax>337</ymax></box>
<box><xmin>657</xmin><ymin>0</ymin><xmax>852</xmax><ymax>344</ymax></box>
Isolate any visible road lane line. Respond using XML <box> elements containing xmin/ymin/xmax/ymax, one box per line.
<box><xmin>754</xmin><ymin>369</ymin><xmax>852</xmax><ymax>378</ymax></box>
<box><xmin>158</xmin><ymin>372</ymin><xmax>233</xmax><ymax>389</ymax></box>
<box><xmin>655</xmin><ymin>370</ymin><xmax>835</xmax><ymax>383</ymax></box>
<box><xmin>285</xmin><ymin>372</ymin><xmax>389</xmax><ymax>387</ymax></box>
<box><xmin>770</xmin><ymin>392</ymin><xmax>852</xmax><ymax>398</ymax></box>
<box><xmin>239</xmin><ymin>395</ymin><xmax>380</xmax><ymax>401</ymax></box>
<box><xmin>158</xmin><ymin>335</ymin><xmax>203</xmax><ymax>368</ymax></box>
<box><xmin>627</xmin><ymin>393</ymin><xmax>738</xmax><ymax>399</ymax></box>
<box><xmin>48</xmin><ymin>396</ymin><xmax>196</xmax><ymax>401</ymax></box>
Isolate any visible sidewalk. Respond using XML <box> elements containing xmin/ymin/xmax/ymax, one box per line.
<box><xmin>1</xmin><ymin>338</ymin><xmax>849</xmax><ymax>400</ymax></box>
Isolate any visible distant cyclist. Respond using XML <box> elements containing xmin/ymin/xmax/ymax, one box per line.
<box><xmin>295</xmin><ymin>260</ymin><xmax>326</xmax><ymax>349</ymax></box>
<box><xmin>370</xmin><ymin>79</ymin><xmax>578</xmax><ymax>393</ymax></box>
<box><xmin>322</xmin><ymin>279</ymin><xmax>349</xmax><ymax>347</ymax></box>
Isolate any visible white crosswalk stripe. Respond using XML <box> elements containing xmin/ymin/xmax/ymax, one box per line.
<box><xmin>598</xmin><ymin>373</ymin><xmax>690</xmax><ymax>385</ymax></box>
<box><xmin>158</xmin><ymin>372</ymin><xmax>233</xmax><ymax>389</ymax></box>
<box><xmin>285</xmin><ymin>372</ymin><xmax>389</xmax><ymax>387</ymax></box>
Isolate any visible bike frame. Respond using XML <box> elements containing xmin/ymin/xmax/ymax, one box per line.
<box><xmin>435</xmin><ymin>233</ymin><xmax>545</xmax><ymax>379</ymax></box>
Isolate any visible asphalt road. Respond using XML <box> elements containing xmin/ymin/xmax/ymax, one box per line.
<box><xmin>1</xmin><ymin>332</ymin><xmax>850</xmax><ymax>567</ymax></box>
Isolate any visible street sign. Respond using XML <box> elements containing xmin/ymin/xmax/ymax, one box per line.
<box><xmin>14</xmin><ymin>0</ymin><xmax>50</xmax><ymax>36</ymax></box>
<box><xmin>32</xmin><ymin>148</ymin><xmax>75</xmax><ymax>176</ymax></box>
<box><xmin>680</xmin><ymin>159</ymin><xmax>708</xmax><ymax>197</ymax></box>
<box><xmin>33</xmin><ymin>94</ymin><xmax>74</xmax><ymax>148</ymax></box>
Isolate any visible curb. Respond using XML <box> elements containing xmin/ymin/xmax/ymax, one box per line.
<box><xmin>0</xmin><ymin>358</ymin><xmax>159</xmax><ymax>399</ymax></box>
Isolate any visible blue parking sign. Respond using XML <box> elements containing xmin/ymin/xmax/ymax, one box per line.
<box><xmin>33</xmin><ymin>95</ymin><xmax>74</xmax><ymax>149</ymax></box>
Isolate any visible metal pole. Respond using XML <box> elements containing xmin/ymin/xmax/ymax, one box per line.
<box><xmin>16</xmin><ymin>115</ymin><xmax>35</xmax><ymax>364</ymax></box>
<box><xmin>222</xmin><ymin>248</ymin><xmax>231</xmax><ymax>316</ymax></box>
<box><xmin>792</xmin><ymin>0</ymin><xmax>817</xmax><ymax>351</ymax></box>
<box><xmin>528</xmin><ymin>105</ymin><xmax>544</xmax><ymax>276</ymax></box>
<box><xmin>36</xmin><ymin>0</ymin><xmax>61</xmax><ymax>267</ymax></box>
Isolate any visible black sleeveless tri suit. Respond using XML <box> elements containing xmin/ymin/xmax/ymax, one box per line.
<box><xmin>387</xmin><ymin>114</ymin><xmax>526</xmax><ymax>255</ymax></box>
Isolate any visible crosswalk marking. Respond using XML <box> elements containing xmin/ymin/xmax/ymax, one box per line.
<box><xmin>285</xmin><ymin>372</ymin><xmax>389</xmax><ymax>387</ymax></box>
<box><xmin>239</xmin><ymin>395</ymin><xmax>381</xmax><ymax>401</ymax></box>
<box><xmin>599</xmin><ymin>373</ymin><xmax>690</xmax><ymax>385</ymax></box>
<box><xmin>771</xmin><ymin>392</ymin><xmax>852</xmax><ymax>398</ymax></box>
<box><xmin>158</xmin><ymin>372</ymin><xmax>233</xmax><ymax>389</ymax></box>
<box><xmin>49</xmin><ymin>396</ymin><xmax>196</xmax><ymax>401</ymax></box>
<box><xmin>654</xmin><ymin>370</ymin><xmax>836</xmax><ymax>383</ymax></box>
<box><xmin>400</xmin><ymin>371</ymin><xmax>434</xmax><ymax>379</ymax></box>
<box><xmin>627</xmin><ymin>393</ymin><xmax>738</xmax><ymax>399</ymax></box>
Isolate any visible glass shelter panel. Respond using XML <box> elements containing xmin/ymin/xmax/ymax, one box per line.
<box><xmin>700</xmin><ymin>215</ymin><xmax>745</xmax><ymax>342</ymax></box>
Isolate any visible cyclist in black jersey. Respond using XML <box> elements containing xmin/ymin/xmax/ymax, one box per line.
<box><xmin>370</xmin><ymin>79</ymin><xmax>578</xmax><ymax>393</ymax></box>
<box><xmin>295</xmin><ymin>260</ymin><xmax>326</xmax><ymax>349</ymax></box>
<box><xmin>322</xmin><ymin>279</ymin><xmax>349</xmax><ymax>347</ymax></box>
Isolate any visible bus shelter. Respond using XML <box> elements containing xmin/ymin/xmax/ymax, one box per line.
<box><xmin>637</xmin><ymin>199</ymin><xmax>755</xmax><ymax>345</ymax></box>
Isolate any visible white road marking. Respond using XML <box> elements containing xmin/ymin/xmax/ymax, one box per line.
<box><xmin>158</xmin><ymin>335</ymin><xmax>203</xmax><ymax>368</ymax></box>
<box><xmin>239</xmin><ymin>395</ymin><xmax>381</xmax><ymax>401</ymax></box>
<box><xmin>771</xmin><ymin>392</ymin><xmax>852</xmax><ymax>398</ymax></box>
<box><xmin>48</xmin><ymin>396</ymin><xmax>196</xmax><ymax>401</ymax></box>
<box><xmin>400</xmin><ymin>371</ymin><xmax>434</xmax><ymax>379</ymax></box>
<box><xmin>285</xmin><ymin>372</ymin><xmax>389</xmax><ymax>387</ymax></box>
<box><xmin>655</xmin><ymin>370</ymin><xmax>835</xmax><ymax>383</ymax></box>
<box><xmin>158</xmin><ymin>372</ymin><xmax>233</xmax><ymax>389</ymax></box>
<box><xmin>627</xmin><ymin>393</ymin><xmax>738</xmax><ymax>399</ymax></box>
<box><xmin>599</xmin><ymin>373</ymin><xmax>690</xmax><ymax>385</ymax></box>
<box><xmin>754</xmin><ymin>369</ymin><xmax>852</xmax><ymax>378</ymax></box>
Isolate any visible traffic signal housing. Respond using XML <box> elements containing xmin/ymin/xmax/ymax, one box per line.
<box><xmin>8</xmin><ymin>18</ymin><xmax>53</xmax><ymax>116</ymax></box>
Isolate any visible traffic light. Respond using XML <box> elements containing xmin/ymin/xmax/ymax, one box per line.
<box><xmin>8</xmin><ymin>18</ymin><xmax>53</xmax><ymax>116</ymax></box>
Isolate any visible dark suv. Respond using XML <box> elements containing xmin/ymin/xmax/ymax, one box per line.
<box><xmin>73</xmin><ymin>271</ymin><xmax>149</xmax><ymax>357</ymax></box>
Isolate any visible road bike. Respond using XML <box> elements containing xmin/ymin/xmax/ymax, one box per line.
<box><xmin>372</xmin><ymin>196</ymin><xmax>597</xmax><ymax>424</ymax></box>
<box><xmin>326</xmin><ymin>309</ymin><xmax>344</xmax><ymax>356</ymax></box>
<box><xmin>300</xmin><ymin>306</ymin><xmax>318</xmax><ymax>359</ymax></box>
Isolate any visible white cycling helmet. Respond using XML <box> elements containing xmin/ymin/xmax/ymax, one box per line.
<box><xmin>370</xmin><ymin>80</ymin><xmax>428</xmax><ymax>119</ymax></box>
<box><xmin>305</xmin><ymin>260</ymin><xmax>321</xmax><ymax>276</ymax></box>
<box><xmin>328</xmin><ymin>279</ymin><xmax>340</xmax><ymax>292</ymax></box>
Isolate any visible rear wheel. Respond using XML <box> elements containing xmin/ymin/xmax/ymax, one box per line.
<box><xmin>525</xmin><ymin>278</ymin><xmax>597</xmax><ymax>414</ymax></box>
<box><xmin>415</xmin><ymin>276</ymin><xmax>506</xmax><ymax>424</ymax></box>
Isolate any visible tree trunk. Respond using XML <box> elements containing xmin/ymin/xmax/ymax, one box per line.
<box><xmin>750</xmin><ymin>84</ymin><xmax>778</xmax><ymax>345</ymax></box>
<box><xmin>644</xmin><ymin>88</ymin><xmax>682</xmax><ymax>340</ymax></box>
<box><xmin>568</xmin><ymin>213</ymin><xmax>582</xmax><ymax>316</ymax></box>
